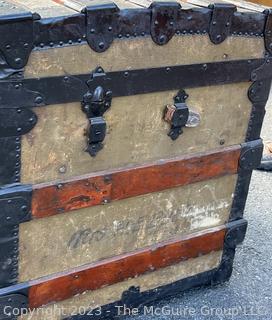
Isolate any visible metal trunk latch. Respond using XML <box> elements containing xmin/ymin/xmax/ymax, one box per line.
<box><xmin>164</xmin><ymin>89</ymin><xmax>200</xmax><ymax>140</ymax></box>
<box><xmin>82</xmin><ymin>67</ymin><xmax>112</xmax><ymax>157</ymax></box>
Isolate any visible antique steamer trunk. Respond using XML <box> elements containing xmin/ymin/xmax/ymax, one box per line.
<box><xmin>0</xmin><ymin>0</ymin><xmax>271</xmax><ymax>319</ymax></box>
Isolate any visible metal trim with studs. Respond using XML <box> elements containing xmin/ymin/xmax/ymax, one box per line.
<box><xmin>209</xmin><ymin>3</ymin><xmax>236</xmax><ymax>44</ymax></box>
<box><xmin>230</xmin><ymin>59</ymin><xmax>272</xmax><ymax>222</ymax></box>
<box><xmin>30</xmin><ymin>5</ymin><xmax>272</xmax><ymax>55</ymax></box>
<box><xmin>0</xmin><ymin>108</ymin><xmax>37</xmax><ymax>138</ymax></box>
<box><xmin>0</xmin><ymin>184</ymin><xmax>32</xmax><ymax>289</ymax></box>
<box><xmin>150</xmin><ymin>2</ymin><xmax>181</xmax><ymax>45</ymax></box>
<box><xmin>0</xmin><ymin>58</ymin><xmax>267</xmax><ymax>109</ymax></box>
<box><xmin>83</xmin><ymin>3</ymin><xmax>120</xmax><ymax>53</ymax></box>
<box><xmin>0</xmin><ymin>4</ymin><xmax>270</xmax><ymax>69</ymax></box>
<box><xmin>264</xmin><ymin>9</ymin><xmax>272</xmax><ymax>55</ymax></box>
<box><xmin>0</xmin><ymin>12</ymin><xmax>40</xmax><ymax>70</ymax></box>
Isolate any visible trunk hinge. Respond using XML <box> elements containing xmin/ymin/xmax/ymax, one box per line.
<box><xmin>150</xmin><ymin>2</ymin><xmax>181</xmax><ymax>45</ymax></box>
<box><xmin>83</xmin><ymin>3</ymin><xmax>119</xmax><ymax>53</ymax></box>
<box><xmin>209</xmin><ymin>3</ymin><xmax>236</xmax><ymax>44</ymax></box>
<box><xmin>0</xmin><ymin>12</ymin><xmax>40</xmax><ymax>69</ymax></box>
<box><xmin>81</xmin><ymin>67</ymin><xmax>112</xmax><ymax>157</ymax></box>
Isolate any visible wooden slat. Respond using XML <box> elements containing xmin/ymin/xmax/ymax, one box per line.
<box><xmin>32</xmin><ymin>145</ymin><xmax>241</xmax><ymax>219</ymax></box>
<box><xmin>10</xmin><ymin>0</ymin><xmax>78</xmax><ymax>18</ymax></box>
<box><xmin>187</xmin><ymin>0</ymin><xmax>268</xmax><ymax>12</ymax></box>
<box><xmin>246</xmin><ymin>0</ymin><xmax>271</xmax><ymax>7</ymax></box>
<box><xmin>53</xmin><ymin>0</ymin><xmax>141</xmax><ymax>10</ymax></box>
<box><xmin>28</xmin><ymin>225</ymin><xmax>226</xmax><ymax>309</ymax></box>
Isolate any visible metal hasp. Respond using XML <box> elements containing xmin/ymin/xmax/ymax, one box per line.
<box><xmin>0</xmin><ymin>12</ymin><xmax>40</xmax><ymax>69</ymax></box>
<box><xmin>82</xmin><ymin>67</ymin><xmax>112</xmax><ymax>157</ymax></box>
<box><xmin>164</xmin><ymin>89</ymin><xmax>189</xmax><ymax>140</ymax></box>
<box><xmin>209</xmin><ymin>3</ymin><xmax>236</xmax><ymax>44</ymax></box>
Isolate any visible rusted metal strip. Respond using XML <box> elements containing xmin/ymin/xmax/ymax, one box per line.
<box><xmin>27</xmin><ymin>225</ymin><xmax>226</xmax><ymax>309</ymax></box>
<box><xmin>32</xmin><ymin>145</ymin><xmax>241</xmax><ymax>219</ymax></box>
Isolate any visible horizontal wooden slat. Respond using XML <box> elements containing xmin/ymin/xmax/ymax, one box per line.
<box><xmin>28</xmin><ymin>225</ymin><xmax>226</xmax><ymax>309</ymax></box>
<box><xmin>32</xmin><ymin>145</ymin><xmax>241</xmax><ymax>219</ymax></box>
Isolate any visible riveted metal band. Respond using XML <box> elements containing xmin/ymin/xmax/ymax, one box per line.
<box><xmin>0</xmin><ymin>3</ymin><xmax>270</xmax><ymax>69</ymax></box>
<box><xmin>0</xmin><ymin>58</ymin><xmax>267</xmax><ymax>109</ymax></box>
<box><xmin>230</xmin><ymin>58</ymin><xmax>272</xmax><ymax>222</ymax></box>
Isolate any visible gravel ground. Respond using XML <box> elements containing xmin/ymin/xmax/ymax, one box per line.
<box><xmin>123</xmin><ymin>93</ymin><xmax>272</xmax><ymax>320</ymax></box>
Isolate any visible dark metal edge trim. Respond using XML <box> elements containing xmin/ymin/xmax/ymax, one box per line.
<box><xmin>0</xmin><ymin>183</ymin><xmax>32</xmax><ymax>289</ymax></box>
<box><xmin>0</xmin><ymin>58</ymin><xmax>266</xmax><ymax>108</ymax></box>
<box><xmin>230</xmin><ymin>58</ymin><xmax>272</xmax><ymax>222</ymax></box>
<box><xmin>0</xmin><ymin>3</ymin><xmax>270</xmax><ymax>69</ymax></box>
<box><xmin>33</xmin><ymin>5</ymin><xmax>268</xmax><ymax>51</ymax></box>
<box><xmin>0</xmin><ymin>219</ymin><xmax>247</xmax><ymax>320</ymax></box>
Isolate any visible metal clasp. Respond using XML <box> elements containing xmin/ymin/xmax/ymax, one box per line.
<box><xmin>164</xmin><ymin>89</ymin><xmax>200</xmax><ymax>140</ymax></box>
<box><xmin>82</xmin><ymin>67</ymin><xmax>112</xmax><ymax>157</ymax></box>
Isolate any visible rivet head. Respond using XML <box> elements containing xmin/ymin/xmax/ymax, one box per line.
<box><xmin>21</xmin><ymin>205</ymin><xmax>28</xmax><ymax>213</ymax></box>
<box><xmin>98</xmin><ymin>42</ymin><xmax>105</xmax><ymax>49</ymax></box>
<box><xmin>106</xmin><ymin>90</ymin><xmax>112</xmax><ymax>98</ymax></box>
<box><xmin>15</xmin><ymin>57</ymin><xmax>22</xmax><ymax>64</ymax></box>
<box><xmin>35</xmin><ymin>96</ymin><xmax>43</xmax><ymax>104</ymax></box>
<box><xmin>59</xmin><ymin>165</ymin><xmax>67</xmax><ymax>174</ymax></box>
<box><xmin>159</xmin><ymin>35</ymin><xmax>166</xmax><ymax>44</ymax></box>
